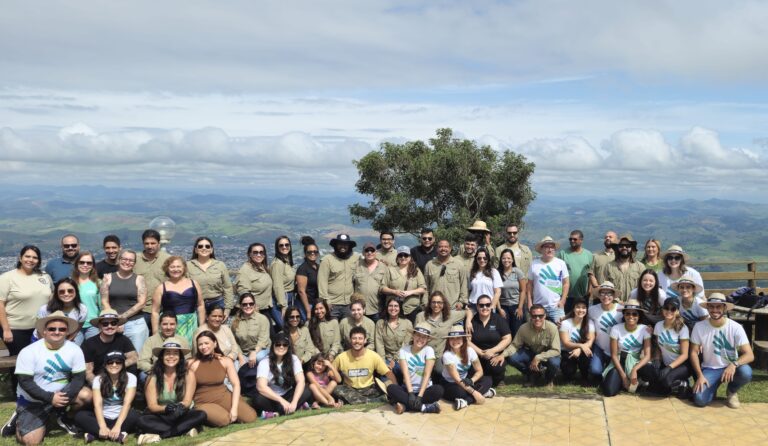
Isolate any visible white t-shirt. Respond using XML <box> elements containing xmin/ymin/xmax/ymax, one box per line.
<box><xmin>658</xmin><ymin>267</ymin><xmax>705</xmax><ymax>300</ymax></box>
<box><xmin>257</xmin><ymin>354</ymin><xmax>303</xmax><ymax>396</ymax></box>
<box><xmin>528</xmin><ymin>258</ymin><xmax>569</xmax><ymax>307</ymax></box>
<box><xmin>441</xmin><ymin>348</ymin><xmax>479</xmax><ymax>383</ymax></box>
<box><xmin>93</xmin><ymin>372</ymin><xmax>137</xmax><ymax>420</ymax></box>
<box><xmin>559</xmin><ymin>318</ymin><xmax>595</xmax><ymax>351</ymax></box>
<box><xmin>609</xmin><ymin>323</ymin><xmax>650</xmax><ymax>355</ymax></box>
<box><xmin>32</xmin><ymin>303</ymin><xmax>88</xmax><ymax>339</ymax></box>
<box><xmin>653</xmin><ymin>321</ymin><xmax>689</xmax><ymax>366</ymax></box>
<box><xmin>691</xmin><ymin>319</ymin><xmax>749</xmax><ymax>369</ymax></box>
<box><xmin>15</xmin><ymin>340</ymin><xmax>85</xmax><ymax>403</ymax></box>
<box><xmin>588</xmin><ymin>303</ymin><xmax>623</xmax><ymax>352</ymax></box>
<box><xmin>398</xmin><ymin>345</ymin><xmax>435</xmax><ymax>391</ymax></box>
<box><xmin>468</xmin><ymin>269</ymin><xmax>503</xmax><ymax>305</ymax></box>
<box><xmin>680</xmin><ymin>298</ymin><xmax>708</xmax><ymax>325</ymax></box>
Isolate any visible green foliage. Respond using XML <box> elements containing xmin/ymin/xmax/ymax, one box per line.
<box><xmin>350</xmin><ymin>128</ymin><xmax>536</xmax><ymax>245</ymax></box>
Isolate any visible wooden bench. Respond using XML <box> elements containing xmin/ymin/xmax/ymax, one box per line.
<box><xmin>0</xmin><ymin>355</ymin><xmax>16</xmax><ymax>371</ymax></box>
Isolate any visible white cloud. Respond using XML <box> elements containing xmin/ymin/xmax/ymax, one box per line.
<box><xmin>519</xmin><ymin>136</ymin><xmax>603</xmax><ymax>170</ymax></box>
<box><xmin>679</xmin><ymin>126</ymin><xmax>758</xmax><ymax>168</ymax></box>
<box><xmin>602</xmin><ymin>129</ymin><xmax>676</xmax><ymax>170</ymax></box>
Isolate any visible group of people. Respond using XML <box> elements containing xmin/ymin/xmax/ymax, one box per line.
<box><xmin>0</xmin><ymin>223</ymin><xmax>756</xmax><ymax>445</ymax></box>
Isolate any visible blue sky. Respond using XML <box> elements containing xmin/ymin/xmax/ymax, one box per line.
<box><xmin>1</xmin><ymin>0</ymin><xmax>767</xmax><ymax>200</ymax></box>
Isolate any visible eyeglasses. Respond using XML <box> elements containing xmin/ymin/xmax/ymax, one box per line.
<box><xmin>274</xmin><ymin>342</ymin><xmax>290</xmax><ymax>348</ymax></box>
<box><xmin>119</xmin><ymin>258</ymin><xmax>136</xmax><ymax>264</ymax></box>
<box><xmin>667</xmin><ymin>255</ymin><xmax>683</xmax><ymax>261</ymax></box>
<box><xmin>396</xmin><ymin>254</ymin><xmax>410</xmax><ymax>259</ymax></box>
<box><xmin>197</xmin><ymin>244</ymin><xmax>211</xmax><ymax>249</ymax></box>
<box><xmin>105</xmin><ymin>360</ymin><xmax>123</xmax><ymax>366</ymax></box>
<box><xmin>477</xmin><ymin>303</ymin><xmax>492</xmax><ymax>309</ymax></box>
<box><xmin>530</xmin><ymin>314</ymin><xmax>545</xmax><ymax>319</ymax></box>
<box><xmin>250</xmin><ymin>251</ymin><xmax>265</xmax><ymax>256</ymax></box>
<box><xmin>78</xmin><ymin>260</ymin><xmax>93</xmax><ymax>265</ymax></box>
<box><xmin>421</xmin><ymin>237</ymin><xmax>433</xmax><ymax>241</ymax></box>
<box><xmin>380</xmin><ymin>237</ymin><xmax>393</xmax><ymax>242</ymax></box>
<box><xmin>100</xmin><ymin>321</ymin><xmax>119</xmax><ymax>327</ymax></box>
<box><xmin>63</xmin><ymin>244</ymin><xmax>79</xmax><ymax>249</ymax></box>
<box><xmin>278</xmin><ymin>243</ymin><xmax>291</xmax><ymax>248</ymax></box>
<box><xmin>58</xmin><ymin>288</ymin><xmax>76</xmax><ymax>295</ymax></box>
<box><xmin>624</xmin><ymin>312</ymin><xmax>640</xmax><ymax>317</ymax></box>
<box><xmin>46</xmin><ymin>327</ymin><xmax>68</xmax><ymax>333</ymax></box>
<box><xmin>288</xmin><ymin>315</ymin><xmax>301</xmax><ymax>319</ymax></box>
<box><xmin>241</xmin><ymin>302</ymin><xmax>255</xmax><ymax>308</ymax></box>
<box><xmin>662</xmin><ymin>306</ymin><xmax>677</xmax><ymax>311</ymax></box>
<box><xmin>599</xmin><ymin>291</ymin><xmax>614</xmax><ymax>296</ymax></box>
<box><xmin>305</xmin><ymin>250</ymin><xmax>319</xmax><ymax>255</ymax></box>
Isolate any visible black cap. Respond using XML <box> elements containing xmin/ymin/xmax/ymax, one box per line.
<box><xmin>663</xmin><ymin>297</ymin><xmax>681</xmax><ymax>310</ymax></box>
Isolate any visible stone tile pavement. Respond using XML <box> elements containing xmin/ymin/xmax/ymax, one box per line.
<box><xmin>196</xmin><ymin>395</ymin><xmax>768</xmax><ymax>446</ymax></box>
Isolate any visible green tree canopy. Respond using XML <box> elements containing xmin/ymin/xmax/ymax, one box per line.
<box><xmin>349</xmin><ymin>128</ymin><xmax>536</xmax><ymax>245</ymax></box>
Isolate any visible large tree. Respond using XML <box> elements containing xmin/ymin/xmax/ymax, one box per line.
<box><xmin>349</xmin><ymin>128</ymin><xmax>536</xmax><ymax>245</ymax></box>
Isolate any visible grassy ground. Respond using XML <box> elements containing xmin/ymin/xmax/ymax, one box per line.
<box><xmin>0</xmin><ymin>367</ymin><xmax>766</xmax><ymax>445</ymax></box>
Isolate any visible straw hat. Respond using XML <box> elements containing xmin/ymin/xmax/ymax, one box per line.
<box><xmin>443</xmin><ymin>324</ymin><xmax>469</xmax><ymax>338</ymax></box>
<box><xmin>89</xmin><ymin>309</ymin><xmax>127</xmax><ymax>328</ymax></box>
<box><xmin>662</xmin><ymin>245</ymin><xmax>690</xmax><ymax>263</ymax></box>
<box><xmin>622</xmin><ymin>299</ymin><xmax>647</xmax><ymax>313</ymax></box>
<box><xmin>467</xmin><ymin>220</ymin><xmax>491</xmax><ymax>233</ymax></box>
<box><xmin>35</xmin><ymin>311</ymin><xmax>80</xmax><ymax>337</ymax></box>
<box><xmin>699</xmin><ymin>292</ymin><xmax>735</xmax><ymax>311</ymax></box>
<box><xmin>411</xmin><ymin>322</ymin><xmax>436</xmax><ymax>338</ymax></box>
<box><xmin>592</xmin><ymin>281</ymin><xmax>617</xmax><ymax>299</ymax></box>
<box><xmin>669</xmin><ymin>275</ymin><xmax>704</xmax><ymax>295</ymax></box>
<box><xmin>534</xmin><ymin>236</ymin><xmax>560</xmax><ymax>253</ymax></box>
<box><xmin>151</xmin><ymin>337</ymin><xmax>191</xmax><ymax>357</ymax></box>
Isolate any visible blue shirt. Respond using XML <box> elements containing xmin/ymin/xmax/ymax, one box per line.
<box><xmin>44</xmin><ymin>257</ymin><xmax>75</xmax><ymax>283</ymax></box>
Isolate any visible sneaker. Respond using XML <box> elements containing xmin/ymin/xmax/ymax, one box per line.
<box><xmin>84</xmin><ymin>433</ymin><xmax>96</xmax><ymax>444</ymax></box>
<box><xmin>117</xmin><ymin>432</ymin><xmax>128</xmax><ymax>444</ymax></box>
<box><xmin>137</xmin><ymin>433</ymin><xmax>161</xmax><ymax>444</ymax></box>
<box><xmin>394</xmin><ymin>402</ymin><xmax>405</xmax><ymax>415</ymax></box>
<box><xmin>56</xmin><ymin>414</ymin><xmax>80</xmax><ymax>436</ymax></box>
<box><xmin>187</xmin><ymin>428</ymin><xmax>199</xmax><ymax>437</ymax></box>
<box><xmin>422</xmin><ymin>402</ymin><xmax>441</xmax><ymax>414</ymax></box>
<box><xmin>454</xmin><ymin>398</ymin><xmax>468</xmax><ymax>411</ymax></box>
<box><xmin>726</xmin><ymin>391</ymin><xmax>741</xmax><ymax>409</ymax></box>
<box><xmin>545</xmin><ymin>380</ymin><xmax>555</xmax><ymax>390</ymax></box>
<box><xmin>300</xmin><ymin>402</ymin><xmax>310</xmax><ymax>411</ymax></box>
<box><xmin>1</xmin><ymin>411</ymin><xmax>17</xmax><ymax>437</ymax></box>
<box><xmin>522</xmin><ymin>375</ymin><xmax>535</xmax><ymax>388</ymax></box>
<box><xmin>260</xmin><ymin>411</ymin><xmax>279</xmax><ymax>420</ymax></box>
<box><xmin>483</xmin><ymin>388</ymin><xmax>496</xmax><ymax>398</ymax></box>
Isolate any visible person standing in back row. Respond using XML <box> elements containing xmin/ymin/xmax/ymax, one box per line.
<box><xmin>495</xmin><ymin>224</ymin><xmax>533</xmax><ymax>277</ymax></box>
<box><xmin>410</xmin><ymin>228</ymin><xmax>437</xmax><ymax>273</ymax></box>
<box><xmin>101</xmin><ymin>250</ymin><xmax>148</xmax><ymax>352</ymax></box>
<box><xmin>557</xmin><ymin>230</ymin><xmax>593</xmax><ymax>313</ymax></box>
<box><xmin>318</xmin><ymin>234</ymin><xmax>358</xmax><ymax>320</ymax></box>
<box><xmin>45</xmin><ymin>234</ymin><xmax>81</xmax><ymax>283</ymax></box>
<box><xmin>134</xmin><ymin>230</ymin><xmax>170</xmax><ymax>330</ymax></box>
<box><xmin>524</xmin><ymin>237</ymin><xmax>569</xmax><ymax>324</ymax></box>
<box><xmin>96</xmin><ymin>235</ymin><xmax>121</xmax><ymax>279</ymax></box>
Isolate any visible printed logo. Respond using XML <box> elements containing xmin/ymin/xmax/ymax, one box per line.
<box><xmin>620</xmin><ymin>334</ymin><xmax>642</xmax><ymax>351</ymax></box>
<box><xmin>713</xmin><ymin>330</ymin><xmax>737</xmax><ymax>363</ymax></box>
<box><xmin>599</xmin><ymin>313</ymin><xmax>619</xmax><ymax>334</ymax></box>
<box><xmin>348</xmin><ymin>368</ymin><xmax>370</xmax><ymax>378</ymax></box>
<box><xmin>43</xmin><ymin>353</ymin><xmax>73</xmax><ymax>383</ymax></box>
<box><xmin>407</xmin><ymin>354</ymin><xmax>426</xmax><ymax>377</ymax></box>
<box><xmin>538</xmin><ymin>265</ymin><xmax>563</xmax><ymax>294</ymax></box>
<box><xmin>658</xmin><ymin>330</ymin><xmax>681</xmax><ymax>355</ymax></box>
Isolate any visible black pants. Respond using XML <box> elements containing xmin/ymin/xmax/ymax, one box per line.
<box><xmin>73</xmin><ymin>409</ymin><xmax>140</xmax><ymax>435</ymax></box>
<box><xmin>250</xmin><ymin>387</ymin><xmax>312</xmax><ymax>414</ymax></box>
<box><xmin>386</xmin><ymin>384</ymin><xmax>444</xmax><ymax>411</ymax></box>
<box><xmin>561</xmin><ymin>351</ymin><xmax>591</xmax><ymax>381</ymax></box>
<box><xmin>479</xmin><ymin>357</ymin><xmax>506</xmax><ymax>386</ymax></box>
<box><xmin>136</xmin><ymin>410</ymin><xmax>207</xmax><ymax>438</ymax></box>
<box><xmin>443</xmin><ymin>377</ymin><xmax>492</xmax><ymax>404</ymax></box>
<box><xmin>7</xmin><ymin>329</ymin><xmax>33</xmax><ymax>390</ymax></box>
<box><xmin>601</xmin><ymin>363</ymin><xmax>655</xmax><ymax>397</ymax></box>
<box><xmin>644</xmin><ymin>362</ymin><xmax>692</xmax><ymax>395</ymax></box>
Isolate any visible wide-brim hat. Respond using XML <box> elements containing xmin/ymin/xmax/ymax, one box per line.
<box><xmin>443</xmin><ymin>324</ymin><xmax>469</xmax><ymax>338</ymax></box>
<box><xmin>35</xmin><ymin>311</ymin><xmax>80</xmax><ymax>337</ymax></box>
<box><xmin>329</xmin><ymin>233</ymin><xmax>357</xmax><ymax>248</ymax></box>
<box><xmin>699</xmin><ymin>292</ymin><xmax>735</xmax><ymax>311</ymax></box>
<box><xmin>411</xmin><ymin>322</ymin><xmax>436</xmax><ymax>338</ymax></box>
<box><xmin>592</xmin><ymin>281</ymin><xmax>618</xmax><ymax>299</ymax></box>
<box><xmin>621</xmin><ymin>299</ymin><xmax>647</xmax><ymax>313</ymax></box>
<box><xmin>89</xmin><ymin>309</ymin><xmax>127</xmax><ymax>327</ymax></box>
<box><xmin>396</xmin><ymin>246</ymin><xmax>411</xmax><ymax>256</ymax></box>
<box><xmin>152</xmin><ymin>337</ymin><xmax>191</xmax><ymax>356</ymax></box>
<box><xmin>610</xmin><ymin>234</ymin><xmax>638</xmax><ymax>251</ymax></box>
<box><xmin>662</xmin><ymin>245</ymin><xmax>690</xmax><ymax>263</ymax></box>
<box><xmin>669</xmin><ymin>275</ymin><xmax>704</xmax><ymax>295</ymax></box>
<box><xmin>534</xmin><ymin>236</ymin><xmax>560</xmax><ymax>253</ymax></box>
<box><xmin>467</xmin><ymin>220</ymin><xmax>491</xmax><ymax>233</ymax></box>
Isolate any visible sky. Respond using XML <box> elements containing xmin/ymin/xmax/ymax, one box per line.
<box><xmin>2</xmin><ymin>0</ymin><xmax>768</xmax><ymax>200</ymax></box>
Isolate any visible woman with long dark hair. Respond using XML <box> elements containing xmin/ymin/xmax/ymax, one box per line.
<box><xmin>630</xmin><ymin>269</ymin><xmax>666</xmax><ymax>325</ymax></box>
<box><xmin>374</xmin><ymin>296</ymin><xmax>413</xmax><ymax>372</ymax></box>
<box><xmin>73</xmin><ymin>351</ymin><xmax>139</xmax><ymax>443</ymax></box>
<box><xmin>271</xmin><ymin>235</ymin><xmax>295</xmax><ymax>322</ymax></box>
<box><xmin>308</xmin><ymin>299</ymin><xmax>341</xmax><ymax>360</ymax></box>
<box><xmin>658</xmin><ymin>245</ymin><xmax>705</xmax><ymax>300</ymax></box>
<box><xmin>73</xmin><ymin>251</ymin><xmax>102</xmax><ymax>340</ymax></box>
<box><xmin>187</xmin><ymin>237</ymin><xmax>234</xmax><ymax>316</ymax></box>
<box><xmin>497</xmin><ymin>248</ymin><xmax>527</xmax><ymax>337</ymax></box>
<box><xmin>32</xmin><ymin>278</ymin><xmax>87</xmax><ymax>345</ymax></box>
<box><xmin>380</xmin><ymin>246</ymin><xmax>426</xmax><ymax>323</ymax></box>
<box><xmin>232</xmin><ymin>292</ymin><xmax>271</xmax><ymax>394</ymax></box>
<box><xmin>414</xmin><ymin>291</ymin><xmax>472</xmax><ymax>378</ymax></box>
<box><xmin>441</xmin><ymin>325</ymin><xmax>491</xmax><ymax>410</ymax></box>
<box><xmin>467</xmin><ymin>248</ymin><xmax>502</xmax><ymax>313</ymax></box>
<box><xmin>250</xmin><ymin>332</ymin><xmax>312</xmax><ymax>419</ymax></box>
<box><xmin>136</xmin><ymin>340</ymin><xmax>206</xmax><ymax>443</ymax></box>
<box><xmin>649</xmin><ymin>297</ymin><xmax>692</xmax><ymax>396</ymax></box>
<box><xmin>283</xmin><ymin>305</ymin><xmax>319</xmax><ymax>365</ymax></box>
<box><xmin>295</xmin><ymin>236</ymin><xmax>320</xmax><ymax>320</ymax></box>
<box><xmin>234</xmin><ymin>243</ymin><xmax>283</xmax><ymax>330</ymax></box>
<box><xmin>559</xmin><ymin>298</ymin><xmax>595</xmax><ymax>384</ymax></box>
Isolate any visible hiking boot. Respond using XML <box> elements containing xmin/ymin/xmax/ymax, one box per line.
<box><xmin>483</xmin><ymin>388</ymin><xmax>496</xmax><ymax>398</ymax></box>
<box><xmin>56</xmin><ymin>414</ymin><xmax>80</xmax><ymax>436</ymax></box>
<box><xmin>394</xmin><ymin>402</ymin><xmax>406</xmax><ymax>414</ymax></box>
<box><xmin>726</xmin><ymin>391</ymin><xmax>741</xmax><ymax>409</ymax></box>
<box><xmin>422</xmin><ymin>402</ymin><xmax>441</xmax><ymax>414</ymax></box>
<box><xmin>1</xmin><ymin>411</ymin><xmax>17</xmax><ymax>437</ymax></box>
<box><xmin>137</xmin><ymin>433</ymin><xmax>161</xmax><ymax>444</ymax></box>
<box><xmin>260</xmin><ymin>410</ymin><xmax>279</xmax><ymax>420</ymax></box>
<box><xmin>454</xmin><ymin>398</ymin><xmax>468</xmax><ymax>410</ymax></box>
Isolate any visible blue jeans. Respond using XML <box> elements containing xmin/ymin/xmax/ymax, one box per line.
<box><xmin>204</xmin><ymin>297</ymin><xmax>225</xmax><ymax>314</ymax></box>
<box><xmin>329</xmin><ymin>304</ymin><xmax>350</xmax><ymax>321</ymax></box>
<box><xmin>82</xmin><ymin>326</ymin><xmax>100</xmax><ymax>340</ymax></box>
<box><xmin>692</xmin><ymin>365</ymin><xmax>753</xmax><ymax>407</ymax></box>
<box><xmin>123</xmin><ymin>318</ymin><xmax>149</xmax><ymax>352</ymax></box>
<box><xmin>507</xmin><ymin>347</ymin><xmax>561</xmax><ymax>382</ymax></box>
<box><xmin>286</xmin><ymin>292</ymin><xmax>307</xmax><ymax>321</ymax></box>
<box><xmin>590</xmin><ymin>344</ymin><xmax>611</xmax><ymax>379</ymax></box>
<box><xmin>544</xmin><ymin>305</ymin><xmax>565</xmax><ymax>324</ymax></box>
<box><xmin>501</xmin><ymin>304</ymin><xmax>525</xmax><ymax>338</ymax></box>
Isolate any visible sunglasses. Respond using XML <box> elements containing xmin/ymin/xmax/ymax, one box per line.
<box><xmin>250</xmin><ymin>251</ymin><xmax>265</xmax><ymax>256</ymax></box>
<box><xmin>46</xmin><ymin>327</ymin><xmax>68</xmax><ymax>333</ymax></box>
<box><xmin>397</xmin><ymin>254</ymin><xmax>410</xmax><ymax>259</ymax></box>
<box><xmin>364</xmin><ymin>248</ymin><xmax>376</xmax><ymax>253</ymax></box>
<box><xmin>305</xmin><ymin>250</ymin><xmax>319</xmax><ymax>255</ymax></box>
<box><xmin>421</xmin><ymin>237</ymin><xmax>433</xmax><ymax>241</ymax></box>
<box><xmin>288</xmin><ymin>315</ymin><xmax>301</xmax><ymax>319</ymax></box>
<box><xmin>274</xmin><ymin>342</ymin><xmax>290</xmax><ymax>348</ymax></box>
<box><xmin>507</xmin><ymin>231</ymin><xmax>518</xmax><ymax>235</ymax></box>
<box><xmin>530</xmin><ymin>314</ymin><xmax>545</xmax><ymax>319</ymax></box>
<box><xmin>278</xmin><ymin>243</ymin><xmax>291</xmax><ymax>248</ymax></box>
<box><xmin>58</xmin><ymin>288</ymin><xmax>76</xmax><ymax>295</ymax></box>
<box><xmin>63</xmin><ymin>244</ymin><xmax>78</xmax><ymax>249</ymax></box>
<box><xmin>624</xmin><ymin>312</ymin><xmax>640</xmax><ymax>317</ymax></box>
<box><xmin>477</xmin><ymin>303</ymin><xmax>492</xmax><ymax>309</ymax></box>
<box><xmin>105</xmin><ymin>360</ymin><xmax>123</xmax><ymax>366</ymax></box>
<box><xmin>197</xmin><ymin>244</ymin><xmax>211</xmax><ymax>249</ymax></box>
<box><xmin>667</xmin><ymin>255</ymin><xmax>682</xmax><ymax>261</ymax></box>
<box><xmin>662</xmin><ymin>306</ymin><xmax>677</xmax><ymax>311</ymax></box>
<box><xmin>241</xmin><ymin>302</ymin><xmax>255</xmax><ymax>308</ymax></box>
<box><xmin>78</xmin><ymin>260</ymin><xmax>93</xmax><ymax>265</ymax></box>
<box><xmin>476</xmin><ymin>257</ymin><xmax>488</xmax><ymax>262</ymax></box>
<box><xmin>568</xmin><ymin>238</ymin><xmax>579</xmax><ymax>241</ymax></box>
<box><xmin>100</xmin><ymin>321</ymin><xmax>119</xmax><ymax>327</ymax></box>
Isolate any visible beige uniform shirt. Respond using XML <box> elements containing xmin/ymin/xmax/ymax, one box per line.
<box><xmin>456</xmin><ymin>253</ymin><xmax>475</xmax><ymax>277</ymax></box>
<box><xmin>290</xmin><ymin>326</ymin><xmax>319</xmax><ymax>364</ymax></box>
<box><xmin>135</xmin><ymin>250</ymin><xmax>170</xmax><ymax>313</ymax></box>
<box><xmin>270</xmin><ymin>257</ymin><xmax>295</xmax><ymax>308</ymax></box>
<box><xmin>590</xmin><ymin>251</ymin><xmax>616</xmax><ymax>284</ymax></box>
<box><xmin>338</xmin><ymin>316</ymin><xmax>376</xmax><ymax>350</ymax></box>
<box><xmin>374</xmin><ymin>318</ymin><xmax>413</xmax><ymax>363</ymax></box>
<box><xmin>424</xmin><ymin>257</ymin><xmax>468</xmax><ymax>308</ymax></box>
<box><xmin>138</xmin><ymin>333</ymin><xmax>191</xmax><ymax>372</ymax></box>
<box><xmin>376</xmin><ymin>248</ymin><xmax>398</xmax><ymax>267</ymax></box>
<box><xmin>495</xmin><ymin>242</ymin><xmax>533</xmax><ymax>277</ymax></box>
<box><xmin>187</xmin><ymin>259</ymin><xmax>234</xmax><ymax>311</ymax></box>
<box><xmin>504</xmin><ymin>320</ymin><xmax>561</xmax><ymax>361</ymax></box>
<box><xmin>316</xmin><ymin>319</ymin><xmax>342</xmax><ymax>357</ymax></box>
<box><xmin>234</xmin><ymin>263</ymin><xmax>274</xmax><ymax>309</ymax></box>
<box><xmin>232</xmin><ymin>312</ymin><xmax>271</xmax><ymax>354</ymax></box>
<box><xmin>317</xmin><ymin>253</ymin><xmax>359</xmax><ymax>306</ymax></box>
<box><xmin>193</xmin><ymin>323</ymin><xmax>242</xmax><ymax>360</ymax></box>
<box><xmin>353</xmin><ymin>259</ymin><xmax>387</xmax><ymax>316</ymax></box>
<box><xmin>382</xmin><ymin>267</ymin><xmax>427</xmax><ymax>315</ymax></box>
<box><xmin>597</xmin><ymin>260</ymin><xmax>645</xmax><ymax>302</ymax></box>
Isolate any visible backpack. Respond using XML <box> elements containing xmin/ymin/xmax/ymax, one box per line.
<box><xmin>731</xmin><ymin>287</ymin><xmax>768</xmax><ymax>318</ymax></box>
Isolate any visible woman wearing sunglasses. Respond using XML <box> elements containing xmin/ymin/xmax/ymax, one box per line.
<box><xmin>270</xmin><ymin>236</ymin><xmax>295</xmax><ymax>323</ymax></box>
<box><xmin>295</xmin><ymin>237</ymin><xmax>320</xmax><ymax>321</ymax></box>
<box><xmin>73</xmin><ymin>251</ymin><xmax>102</xmax><ymax>340</ymax></box>
<box><xmin>468</xmin><ymin>295</ymin><xmax>510</xmax><ymax>387</ymax></box>
<box><xmin>380</xmin><ymin>246</ymin><xmax>426</xmax><ymax>323</ymax></box>
<box><xmin>649</xmin><ymin>297</ymin><xmax>691</xmax><ymax>396</ymax></box>
<box><xmin>250</xmin><ymin>332</ymin><xmax>311</xmax><ymax>419</ymax></box>
<box><xmin>151</xmin><ymin>256</ymin><xmax>205</xmax><ymax>347</ymax></box>
<box><xmin>32</xmin><ymin>278</ymin><xmax>88</xmax><ymax>345</ymax></box>
<box><xmin>468</xmin><ymin>248</ymin><xmax>503</xmax><ymax>314</ymax></box>
<box><xmin>283</xmin><ymin>305</ymin><xmax>319</xmax><ymax>365</ymax></box>
<box><xmin>187</xmin><ymin>237</ymin><xmax>234</xmax><ymax>317</ymax></box>
<box><xmin>100</xmin><ymin>249</ymin><xmax>148</xmax><ymax>353</ymax></box>
<box><xmin>601</xmin><ymin>299</ymin><xmax>654</xmax><ymax>397</ymax></box>
<box><xmin>658</xmin><ymin>245</ymin><xmax>705</xmax><ymax>300</ymax></box>
<box><xmin>234</xmin><ymin>243</ymin><xmax>283</xmax><ymax>331</ymax></box>
<box><xmin>232</xmin><ymin>293</ymin><xmax>271</xmax><ymax>394</ymax></box>
<box><xmin>353</xmin><ymin>242</ymin><xmax>388</xmax><ymax>322</ymax></box>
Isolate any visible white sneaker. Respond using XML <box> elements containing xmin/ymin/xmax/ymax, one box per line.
<box><xmin>454</xmin><ymin>398</ymin><xmax>468</xmax><ymax>410</ymax></box>
<box><xmin>483</xmin><ymin>388</ymin><xmax>496</xmax><ymax>398</ymax></box>
<box><xmin>138</xmin><ymin>433</ymin><xmax>161</xmax><ymax>444</ymax></box>
<box><xmin>726</xmin><ymin>391</ymin><xmax>741</xmax><ymax>409</ymax></box>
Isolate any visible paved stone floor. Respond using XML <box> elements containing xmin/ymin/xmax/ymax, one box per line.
<box><xmin>197</xmin><ymin>395</ymin><xmax>768</xmax><ymax>446</ymax></box>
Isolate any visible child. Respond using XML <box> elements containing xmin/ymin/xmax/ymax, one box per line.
<box><xmin>305</xmin><ymin>353</ymin><xmax>343</xmax><ymax>408</ymax></box>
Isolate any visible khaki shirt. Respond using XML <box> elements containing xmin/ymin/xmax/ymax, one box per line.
<box><xmin>589</xmin><ymin>251</ymin><xmax>615</xmax><ymax>284</ymax></box>
<box><xmin>456</xmin><ymin>253</ymin><xmax>475</xmax><ymax>277</ymax></box>
<box><xmin>415</xmin><ymin>310</ymin><xmax>467</xmax><ymax>356</ymax></box>
<box><xmin>270</xmin><ymin>258</ymin><xmax>295</xmax><ymax>307</ymax></box>
<box><xmin>339</xmin><ymin>316</ymin><xmax>376</xmax><ymax>351</ymax></box>
<box><xmin>134</xmin><ymin>250</ymin><xmax>170</xmax><ymax>313</ymax></box>
<box><xmin>353</xmin><ymin>259</ymin><xmax>387</xmax><ymax>316</ymax></box>
<box><xmin>382</xmin><ymin>267</ymin><xmax>426</xmax><ymax>315</ymax></box>
<box><xmin>374</xmin><ymin>318</ymin><xmax>413</xmax><ymax>363</ymax></box>
<box><xmin>193</xmin><ymin>323</ymin><xmax>242</xmax><ymax>360</ymax></box>
<box><xmin>290</xmin><ymin>326</ymin><xmax>319</xmax><ymax>364</ymax></box>
<box><xmin>138</xmin><ymin>333</ymin><xmax>191</xmax><ymax>372</ymax></box>
<box><xmin>234</xmin><ymin>262</ymin><xmax>273</xmax><ymax>309</ymax></box>
<box><xmin>318</xmin><ymin>253</ymin><xmax>359</xmax><ymax>306</ymax></box>
<box><xmin>376</xmin><ymin>248</ymin><xmax>398</xmax><ymax>267</ymax></box>
<box><xmin>504</xmin><ymin>320</ymin><xmax>560</xmax><ymax>361</ymax></box>
<box><xmin>495</xmin><ymin>242</ymin><xmax>533</xmax><ymax>276</ymax></box>
<box><xmin>232</xmin><ymin>312</ymin><xmax>271</xmax><ymax>354</ymax></box>
<box><xmin>187</xmin><ymin>259</ymin><xmax>234</xmax><ymax>311</ymax></box>
<box><xmin>424</xmin><ymin>257</ymin><xmax>468</xmax><ymax>308</ymax></box>
<box><xmin>316</xmin><ymin>319</ymin><xmax>342</xmax><ymax>357</ymax></box>
<box><xmin>597</xmin><ymin>260</ymin><xmax>645</xmax><ymax>302</ymax></box>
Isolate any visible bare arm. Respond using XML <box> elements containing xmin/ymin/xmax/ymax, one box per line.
<box><xmin>194</xmin><ymin>280</ymin><xmax>205</xmax><ymax>327</ymax></box>
<box><xmin>125</xmin><ymin>351</ymin><xmax>138</xmax><ymax>369</ymax></box>
<box><xmin>151</xmin><ymin>284</ymin><xmax>163</xmax><ymax>334</ymax></box>
<box><xmin>100</xmin><ymin>274</ymin><xmax>112</xmax><ymax>310</ymax></box>
<box><xmin>0</xmin><ymin>301</ymin><xmax>12</xmax><ymax>343</ymax></box>
<box><xmin>119</xmin><ymin>276</ymin><xmax>147</xmax><ymax>319</ymax></box>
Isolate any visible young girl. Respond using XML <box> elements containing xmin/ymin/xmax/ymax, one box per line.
<box><xmin>559</xmin><ymin>298</ymin><xmax>595</xmax><ymax>384</ymax></box>
<box><xmin>651</xmin><ymin>297</ymin><xmax>691</xmax><ymax>396</ymax></box>
<box><xmin>305</xmin><ymin>353</ymin><xmax>343</xmax><ymax>408</ymax></box>
<box><xmin>670</xmin><ymin>276</ymin><xmax>708</xmax><ymax>330</ymax></box>
<box><xmin>441</xmin><ymin>325</ymin><xmax>491</xmax><ymax>410</ymax></box>
<box><xmin>73</xmin><ymin>351</ymin><xmax>139</xmax><ymax>443</ymax></box>
<box><xmin>32</xmin><ymin>278</ymin><xmax>88</xmax><ymax>345</ymax></box>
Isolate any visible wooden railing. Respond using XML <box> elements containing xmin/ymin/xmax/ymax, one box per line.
<box><xmin>692</xmin><ymin>260</ymin><xmax>768</xmax><ymax>295</ymax></box>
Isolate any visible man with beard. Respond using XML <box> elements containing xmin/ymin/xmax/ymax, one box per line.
<box><xmin>456</xmin><ymin>234</ymin><xmax>478</xmax><ymax>276</ymax></box>
<box><xmin>45</xmin><ymin>234</ymin><xmax>80</xmax><ymax>283</ymax></box>
<box><xmin>557</xmin><ymin>230</ymin><xmax>593</xmax><ymax>312</ymax></box>
<box><xmin>594</xmin><ymin>234</ymin><xmax>644</xmax><ymax>302</ymax></box>
<box><xmin>425</xmin><ymin>240</ymin><xmax>467</xmax><ymax>310</ymax></box>
<box><xmin>411</xmin><ymin>228</ymin><xmax>437</xmax><ymax>273</ymax></box>
<box><xmin>495</xmin><ymin>224</ymin><xmax>533</xmax><ymax>276</ymax></box>
<box><xmin>95</xmin><ymin>235</ymin><xmax>121</xmax><ymax>279</ymax></box>
<box><xmin>134</xmin><ymin>229</ymin><xmax>170</xmax><ymax>327</ymax></box>
<box><xmin>690</xmin><ymin>293</ymin><xmax>753</xmax><ymax>408</ymax></box>
<box><xmin>467</xmin><ymin>220</ymin><xmax>496</xmax><ymax>267</ymax></box>
<box><xmin>588</xmin><ymin>231</ymin><xmax>617</xmax><ymax>292</ymax></box>
<box><xmin>318</xmin><ymin>234</ymin><xmax>359</xmax><ymax>320</ymax></box>
<box><xmin>375</xmin><ymin>231</ymin><xmax>397</xmax><ymax>266</ymax></box>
